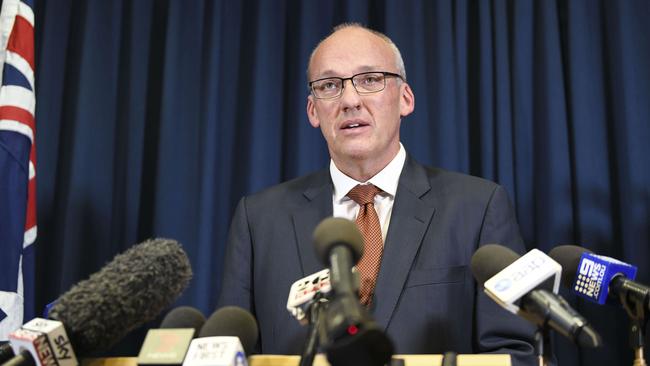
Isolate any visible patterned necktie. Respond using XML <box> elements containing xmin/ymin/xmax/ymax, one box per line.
<box><xmin>347</xmin><ymin>184</ymin><xmax>383</xmax><ymax>306</ymax></box>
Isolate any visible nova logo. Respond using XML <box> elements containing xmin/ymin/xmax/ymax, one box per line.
<box><xmin>575</xmin><ymin>258</ymin><xmax>606</xmax><ymax>299</ymax></box>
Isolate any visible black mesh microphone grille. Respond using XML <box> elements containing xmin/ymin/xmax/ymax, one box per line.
<box><xmin>199</xmin><ymin>306</ymin><xmax>259</xmax><ymax>355</ymax></box>
<box><xmin>49</xmin><ymin>238</ymin><xmax>192</xmax><ymax>355</ymax></box>
<box><xmin>160</xmin><ymin>306</ymin><xmax>206</xmax><ymax>335</ymax></box>
<box><xmin>313</xmin><ymin>217</ymin><xmax>364</xmax><ymax>265</ymax></box>
<box><xmin>470</xmin><ymin>244</ymin><xmax>520</xmax><ymax>286</ymax></box>
<box><xmin>548</xmin><ymin>245</ymin><xmax>592</xmax><ymax>287</ymax></box>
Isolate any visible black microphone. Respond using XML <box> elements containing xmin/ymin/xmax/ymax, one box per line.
<box><xmin>182</xmin><ymin>306</ymin><xmax>259</xmax><ymax>366</ymax></box>
<box><xmin>2</xmin><ymin>350</ymin><xmax>35</xmax><ymax>366</ymax></box>
<box><xmin>313</xmin><ymin>217</ymin><xmax>364</xmax><ymax>298</ymax></box>
<box><xmin>47</xmin><ymin>238</ymin><xmax>193</xmax><ymax>355</ymax></box>
<box><xmin>198</xmin><ymin>306</ymin><xmax>259</xmax><ymax>355</ymax></box>
<box><xmin>3</xmin><ymin>238</ymin><xmax>192</xmax><ymax>366</ymax></box>
<box><xmin>313</xmin><ymin>217</ymin><xmax>393</xmax><ymax>366</ymax></box>
<box><xmin>160</xmin><ymin>306</ymin><xmax>206</xmax><ymax>334</ymax></box>
<box><xmin>286</xmin><ymin>269</ymin><xmax>332</xmax><ymax>366</ymax></box>
<box><xmin>471</xmin><ymin>244</ymin><xmax>602</xmax><ymax>348</ymax></box>
<box><xmin>0</xmin><ymin>343</ymin><xmax>15</xmax><ymax>364</ymax></box>
<box><xmin>548</xmin><ymin>245</ymin><xmax>649</xmax><ymax>310</ymax></box>
<box><xmin>137</xmin><ymin>306</ymin><xmax>206</xmax><ymax>366</ymax></box>
<box><xmin>4</xmin><ymin>239</ymin><xmax>192</xmax><ymax>366</ymax></box>
<box><xmin>549</xmin><ymin>246</ymin><xmax>650</xmax><ymax>366</ymax></box>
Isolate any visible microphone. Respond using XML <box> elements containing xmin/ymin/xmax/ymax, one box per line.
<box><xmin>313</xmin><ymin>218</ymin><xmax>363</xmax><ymax>299</ymax></box>
<box><xmin>13</xmin><ymin>318</ymin><xmax>77</xmax><ymax>366</ymax></box>
<box><xmin>182</xmin><ymin>306</ymin><xmax>258</xmax><ymax>366</ymax></box>
<box><xmin>286</xmin><ymin>269</ymin><xmax>333</xmax><ymax>366</ymax></box>
<box><xmin>198</xmin><ymin>307</ymin><xmax>258</xmax><ymax>354</ymax></box>
<box><xmin>137</xmin><ymin>307</ymin><xmax>206</xmax><ymax>366</ymax></box>
<box><xmin>160</xmin><ymin>306</ymin><xmax>207</xmax><ymax>334</ymax></box>
<box><xmin>471</xmin><ymin>244</ymin><xmax>602</xmax><ymax>348</ymax></box>
<box><xmin>46</xmin><ymin>238</ymin><xmax>192</xmax><ymax>356</ymax></box>
<box><xmin>313</xmin><ymin>217</ymin><xmax>393</xmax><ymax>366</ymax></box>
<box><xmin>549</xmin><ymin>246</ymin><xmax>650</xmax><ymax>366</ymax></box>
<box><xmin>4</xmin><ymin>318</ymin><xmax>77</xmax><ymax>366</ymax></box>
<box><xmin>4</xmin><ymin>238</ymin><xmax>192</xmax><ymax>366</ymax></box>
<box><xmin>548</xmin><ymin>245</ymin><xmax>646</xmax><ymax>309</ymax></box>
<box><xmin>0</xmin><ymin>343</ymin><xmax>15</xmax><ymax>364</ymax></box>
<box><xmin>4</xmin><ymin>328</ymin><xmax>56</xmax><ymax>366</ymax></box>
<box><xmin>286</xmin><ymin>268</ymin><xmax>332</xmax><ymax>325</ymax></box>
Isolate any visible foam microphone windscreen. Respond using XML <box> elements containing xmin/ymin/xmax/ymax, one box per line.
<box><xmin>548</xmin><ymin>245</ymin><xmax>593</xmax><ymax>287</ymax></box>
<box><xmin>313</xmin><ymin>217</ymin><xmax>364</xmax><ymax>265</ymax></box>
<box><xmin>160</xmin><ymin>306</ymin><xmax>206</xmax><ymax>335</ymax></box>
<box><xmin>470</xmin><ymin>244</ymin><xmax>520</xmax><ymax>286</ymax></box>
<box><xmin>48</xmin><ymin>238</ymin><xmax>192</xmax><ymax>355</ymax></box>
<box><xmin>198</xmin><ymin>306</ymin><xmax>259</xmax><ymax>355</ymax></box>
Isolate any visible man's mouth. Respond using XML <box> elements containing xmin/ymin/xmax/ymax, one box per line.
<box><xmin>341</xmin><ymin>121</ymin><xmax>368</xmax><ymax>129</ymax></box>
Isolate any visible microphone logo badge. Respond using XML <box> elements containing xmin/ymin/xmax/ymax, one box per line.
<box><xmin>138</xmin><ymin>329</ymin><xmax>196</xmax><ymax>365</ymax></box>
<box><xmin>21</xmin><ymin>318</ymin><xmax>78</xmax><ymax>366</ymax></box>
<box><xmin>8</xmin><ymin>328</ymin><xmax>58</xmax><ymax>366</ymax></box>
<box><xmin>494</xmin><ymin>278</ymin><xmax>512</xmax><ymax>292</ymax></box>
<box><xmin>575</xmin><ymin>257</ymin><xmax>606</xmax><ymax>299</ymax></box>
<box><xmin>286</xmin><ymin>268</ymin><xmax>331</xmax><ymax>324</ymax></box>
<box><xmin>483</xmin><ymin>249</ymin><xmax>561</xmax><ymax>314</ymax></box>
<box><xmin>573</xmin><ymin>253</ymin><xmax>638</xmax><ymax>304</ymax></box>
<box><xmin>182</xmin><ymin>337</ymin><xmax>248</xmax><ymax>366</ymax></box>
<box><xmin>234</xmin><ymin>352</ymin><xmax>246</xmax><ymax>366</ymax></box>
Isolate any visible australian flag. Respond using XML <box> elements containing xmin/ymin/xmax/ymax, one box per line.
<box><xmin>0</xmin><ymin>0</ymin><xmax>36</xmax><ymax>339</ymax></box>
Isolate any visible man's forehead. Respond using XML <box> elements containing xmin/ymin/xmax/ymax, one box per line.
<box><xmin>317</xmin><ymin>28</ymin><xmax>388</xmax><ymax>56</ymax></box>
<box><xmin>309</xmin><ymin>28</ymin><xmax>394</xmax><ymax>78</ymax></box>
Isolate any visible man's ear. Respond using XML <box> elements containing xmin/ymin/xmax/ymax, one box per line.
<box><xmin>399</xmin><ymin>83</ymin><xmax>415</xmax><ymax>117</ymax></box>
<box><xmin>306</xmin><ymin>95</ymin><xmax>320</xmax><ymax>128</ymax></box>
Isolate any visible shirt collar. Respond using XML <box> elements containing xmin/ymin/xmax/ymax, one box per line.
<box><xmin>330</xmin><ymin>143</ymin><xmax>406</xmax><ymax>203</ymax></box>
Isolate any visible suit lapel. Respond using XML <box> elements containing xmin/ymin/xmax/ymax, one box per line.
<box><xmin>292</xmin><ymin>172</ymin><xmax>334</xmax><ymax>276</ymax></box>
<box><xmin>372</xmin><ymin>156</ymin><xmax>436</xmax><ymax>329</ymax></box>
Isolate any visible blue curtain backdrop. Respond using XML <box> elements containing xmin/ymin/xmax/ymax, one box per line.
<box><xmin>33</xmin><ymin>0</ymin><xmax>649</xmax><ymax>364</ymax></box>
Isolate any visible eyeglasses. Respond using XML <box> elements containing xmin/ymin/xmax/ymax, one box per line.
<box><xmin>308</xmin><ymin>71</ymin><xmax>405</xmax><ymax>100</ymax></box>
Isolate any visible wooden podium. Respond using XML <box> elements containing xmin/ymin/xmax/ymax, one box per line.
<box><xmin>84</xmin><ymin>354</ymin><xmax>510</xmax><ymax>366</ymax></box>
<box><xmin>249</xmin><ymin>354</ymin><xmax>511</xmax><ymax>366</ymax></box>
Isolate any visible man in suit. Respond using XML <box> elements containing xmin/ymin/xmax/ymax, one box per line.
<box><xmin>218</xmin><ymin>23</ymin><xmax>537</xmax><ymax>365</ymax></box>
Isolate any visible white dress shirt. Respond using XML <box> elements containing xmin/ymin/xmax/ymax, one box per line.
<box><xmin>330</xmin><ymin>143</ymin><xmax>406</xmax><ymax>242</ymax></box>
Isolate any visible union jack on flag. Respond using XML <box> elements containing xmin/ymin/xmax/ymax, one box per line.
<box><xmin>0</xmin><ymin>0</ymin><xmax>36</xmax><ymax>339</ymax></box>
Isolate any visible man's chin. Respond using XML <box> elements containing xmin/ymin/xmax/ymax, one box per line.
<box><xmin>338</xmin><ymin>147</ymin><xmax>373</xmax><ymax>161</ymax></box>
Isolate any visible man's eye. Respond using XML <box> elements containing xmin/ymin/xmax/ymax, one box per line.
<box><xmin>360</xmin><ymin>75</ymin><xmax>381</xmax><ymax>85</ymax></box>
<box><xmin>322</xmin><ymin>81</ymin><xmax>339</xmax><ymax>90</ymax></box>
<box><xmin>315</xmin><ymin>81</ymin><xmax>337</xmax><ymax>92</ymax></box>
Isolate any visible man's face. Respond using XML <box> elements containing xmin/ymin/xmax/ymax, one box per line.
<box><xmin>306</xmin><ymin>28</ymin><xmax>414</xmax><ymax>168</ymax></box>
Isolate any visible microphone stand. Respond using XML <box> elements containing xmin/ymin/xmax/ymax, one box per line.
<box><xmin>533</xmin><ymin>326</ymin><xmax>551</xmax><ymax>366</ymax></box>
<box><xmin>299</xmin><ymin>293</ymin><xmax>328</xmax><ymax>366</ymax></box>
<box><xmin>441</xmin><ymin>351</ymin><xmax>457</xmax><ymax>366</ymax></box>
<box><xmin>614</xmin><ymin>280</ymin><xmax>649</xmax><ymax>366</ymax></box>
<box><xmin>627</xmin><ymin>309</ymin><xmax>647</xmax><ymax>366</ymax></box>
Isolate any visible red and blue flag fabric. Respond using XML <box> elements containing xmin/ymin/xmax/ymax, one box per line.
<box><xmin>0</xmin><ymin>0</ymin><xmax>36</xmax><ymax>339</ymax></box>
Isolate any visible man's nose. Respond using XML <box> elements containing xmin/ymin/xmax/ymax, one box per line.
<box><xmin>340</xmin><ymin>79</ymin><xmax>361</xmax><ymax>112</ymax></box>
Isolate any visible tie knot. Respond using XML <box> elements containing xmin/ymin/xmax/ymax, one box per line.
<box><xmin>347</xmin><ymin>184</ymin><xmax>381</xmax><ymax>205</ymax></box>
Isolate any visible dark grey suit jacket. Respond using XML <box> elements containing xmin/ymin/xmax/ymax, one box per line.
<box><xmin>218</xmin><ymin>156</ymin><xmax>537</xmax><ymax>366</ymax></box>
